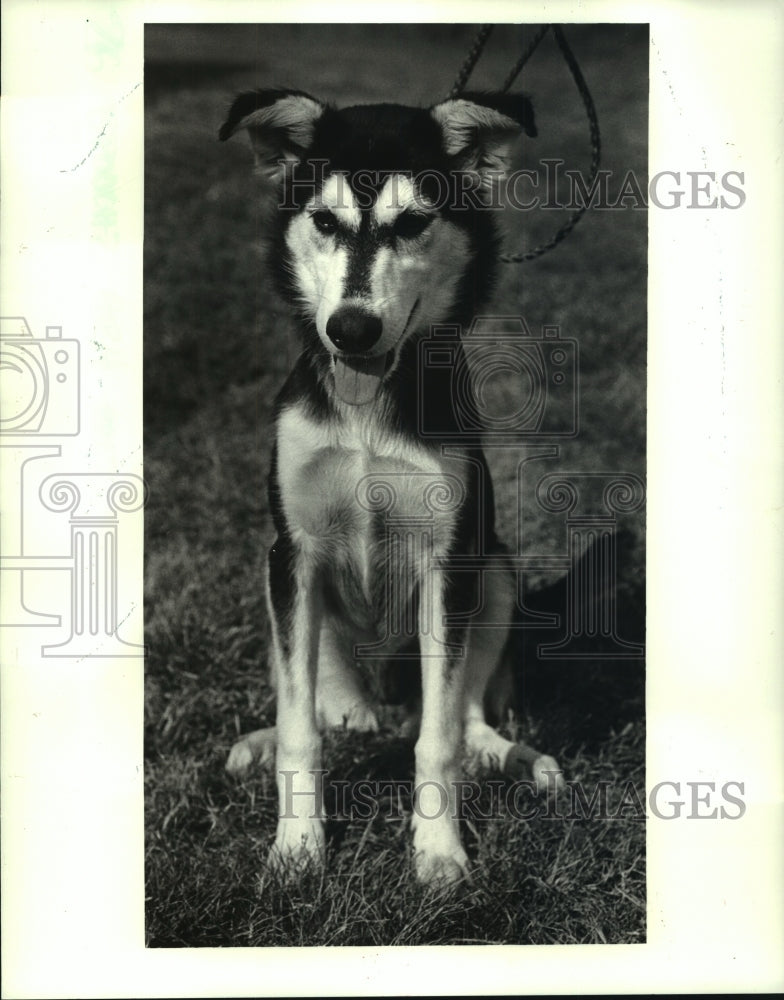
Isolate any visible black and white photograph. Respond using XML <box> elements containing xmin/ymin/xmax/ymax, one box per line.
<box><xmin>144</xmin><ymin>22</ymin><xmax>647</xmax><ymax>947</ymax></box>
<box><xmin>1</xmin><ymin>1</ymin><xmax>782</xmax><ymax>996</ymax></box>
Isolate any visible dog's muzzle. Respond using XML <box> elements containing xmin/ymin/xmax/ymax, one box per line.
<box><xmin>326</xmin><ymin>306</ymin><xmax>387</xmax><ymax>406</ymax></box>
<box><xmin>326</xmin><ymin>299</ymin><xmax>419</xmax><ymax>406</ymax></box>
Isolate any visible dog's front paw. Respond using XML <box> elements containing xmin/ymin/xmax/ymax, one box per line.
<box><xmin>413</xmin><ymin>845</ymin><xmax>470</xmax><ymax>887</ymax></box>
<box><xmin>266</xmin><ymin>820</ymin><xmax>326</xmax><ymax>879</ymax></box>
<box><xmin>225</xmin><ymin>727</ymin><xmax>276</xmax><ymax>777</ymax></box>
<box><xmin>412</xmin><ymin>817</ymin><xmax>469</xmax><ymax>887</ymax></box>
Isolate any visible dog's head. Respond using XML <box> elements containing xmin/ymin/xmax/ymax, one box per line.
<box><xmin>220</xmin><ymin>89</ymin><xmax>535</xmax><ymax>403</ymax></box>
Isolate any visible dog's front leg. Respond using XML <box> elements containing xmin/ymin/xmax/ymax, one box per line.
<box><xmin>412</xmin><ymin>561</ymin><xmax>470</xmax><ymax>885</ymax></box>
<box><xmin>266</xmin><ymin>537</ymin><xmax>326</xmax><ymax>876</ymax></box>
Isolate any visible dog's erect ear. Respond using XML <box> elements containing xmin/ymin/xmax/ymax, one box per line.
<box><xmin>219</xmin><ymin>89</ymin><xmax>326</xmax><ymax>181</ymax></box>
<box><xmin>430</xmin><ymin>92</ymin><xmax>536</xmax><ymax>182</ymax></box>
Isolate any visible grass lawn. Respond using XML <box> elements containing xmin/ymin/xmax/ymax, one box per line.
<box><xmin>144</xmin><ymin>23</ymin><xmax>647</xmax><ymax>947</ymax></box>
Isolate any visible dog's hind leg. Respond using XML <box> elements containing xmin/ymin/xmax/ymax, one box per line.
<box><xmin>315</xmin><ymin>618</ymin><xmax>380</xmax><ymax>732</ymax></box>
<box><xmin>226</xmin><ymin>725</ymin><xmax>277</xmax><ymax>776</ymax></box>
<box><xmin>225</xmin><ymin>618</ymin><xmax>378</xmax><ymax>780</ymax></box>
<box><xmin>462</xmin><ymin>567</ymin><xmax>563</xmax><ymax>794</ymax></box>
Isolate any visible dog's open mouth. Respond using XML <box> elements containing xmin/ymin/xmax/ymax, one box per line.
<box><xmin>333</xmin><ymin>351</ymin><xmax>394</xmax><ymax>405</ymax></box>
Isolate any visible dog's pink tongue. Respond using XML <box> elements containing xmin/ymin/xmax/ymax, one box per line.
<box><xmin>333</xmin><ymin>355</ymin><xmax>386</xmax><ymax>405</ymax></box>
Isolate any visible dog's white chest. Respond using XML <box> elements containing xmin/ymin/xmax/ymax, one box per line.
<box><xmin>276</xmin><ymin>404</ymin><xmax>463</xmax><ymax>608</ymax></box>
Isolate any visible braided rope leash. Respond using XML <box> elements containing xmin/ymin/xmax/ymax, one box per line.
<box><xmin>449</xmin><ymin>24</ymin><xmax>602</xmax><ymax>263</ymax></box>
<box><xmin>500</xmin><ymin>22</ymin><xmax>551</xmax><ymax>93</ymax></box>
<box><xmin>502</xmin><ymin>26</ymin><xmax>602</xmax><ymax>263</ymax></box>
<box><xmin>448</xmin><ymin>24</ymin><xmax>495</xmax><ymax>98</ymax></box>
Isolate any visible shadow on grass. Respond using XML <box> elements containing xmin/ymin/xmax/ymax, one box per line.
<box><xmin>518</xmin><ymin>529</ymin><xmax>646</xmax><ymax>753</ymax></box>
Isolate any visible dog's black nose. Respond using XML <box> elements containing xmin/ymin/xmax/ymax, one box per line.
<box><xmin>326</xmin><ymin>307</ymin><xmax>383</xmax><ymax>354</ymax></box>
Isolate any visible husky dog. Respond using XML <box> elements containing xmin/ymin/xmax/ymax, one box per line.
<box><xmin>221</xmin><ymin>88</ymin><xmax>560</xmax><ymax>885</ymax></box>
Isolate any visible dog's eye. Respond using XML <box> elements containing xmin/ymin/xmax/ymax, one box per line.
<box><xmin>313</xmin><ymin>211</ymin><xmax>338</xmax><ymax>235</ymax></box>
<box><xmin>393</xmin><ymin>212</ymin><xmax>433</xmax><ymax>240</ymax></box>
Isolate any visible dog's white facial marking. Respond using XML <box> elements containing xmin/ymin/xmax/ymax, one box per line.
<box><xmin>372</xmin><ymin>174</ymin><xmax>434</xmax><ymax>226</ymax></box>
<box><xmin>313</xmin><ymin>174</ymin><xmax>361</xmax><ymax>231</ymax></box>
<box><xmin>286</xmin><ymin>221</ymin><xmax>349</xmax><ymax>339</ymax></box>
<box><xmin>286</xmin><ymin>175</ymin><xmax>364</xmax><ymax>339</ymax></box>
<box><xmin>406</xmin><ymin>220</ymin><xmax>471</xmax><ymax>329</ymax></box>
<box><xmin>367</xmin><ymin>213</ymin><xmax>470</xmax><ymax>354</ymax></box>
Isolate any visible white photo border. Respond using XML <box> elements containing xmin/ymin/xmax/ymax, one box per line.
<box><xmin>1</xmin><ymin>0</ymin><xmax>782</xmax><ymax>996</ymax></box>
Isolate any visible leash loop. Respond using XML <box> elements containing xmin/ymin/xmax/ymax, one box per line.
<box><xmin>501</xmin><ymin>26</ymin><xmax>602</xmax><ymax>263</ymax></box>
<box><xmin>450</xmin><ymin>24</ymin><xmax>602</xmax><ymax>264</ymax></box>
